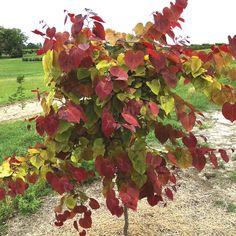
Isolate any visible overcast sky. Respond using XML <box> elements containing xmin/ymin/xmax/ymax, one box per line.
<box><xmin>0</xmin><ymin>0</ymin><xmax>236</xmax><ymax>44</ymax></box>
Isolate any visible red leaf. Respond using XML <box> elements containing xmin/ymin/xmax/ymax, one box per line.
<box><xmin>46</xmin><ymin>27</ymin><xmax>56</xmax><ymax>38</ymax></box>
<box><xmin>119</xmin><ymin>183</ymin><xmax>139</xmax><ymax>210</ymax></box>
<box><xmin>95</xmin><ymin>156</ymin><xmax>115</xmax><ymax>178</ymax></box>
<box><xmin>165</xmin><ymin>188</ymin><xmax>173</xmax><ymax>200</ymax></box>
<box><xmin>73</xmin><ymin>205</ymin><xmax>87</xmax><ymax>214</ymax></box>
<box><xmin>71</xmin><ymin>15</ymin><xmax>84</xmax><ymax>37</ymax></box>
<box><xmin>124</xmin><ymin>50</ymin><xmax>144</xmax><ymax>70</ymax></box>
<box><xmin>89</xmin><ymin>198</ymin><xmax>100</xmax><ymax>210</ymax></box>
<box><xmin>154</xmin><ymin>123</ymin><xmax>170</xmax><ymax>144</ymax></box>
<box><xmin>32</xmin><ymin>29</ymin><xmax>45</xmax><ymax>36</ymax></box>
<box><xmin>219</xmin><ymin>149</ymin><xmax>229</xmax><ymax>163</ymax></box>
<box><xmin>73</xmin><ymin>220</ymin><xmax>79</xmax><ymax>231</ymax></box>
<box><xmin>169</xmin><ymin>174</ymin><xmax>176</xmax><ymax>184</ymax></box>
<box><xmin>43</xmin><ymin>38</ymin><xmax>54</xmax><ymax>53</ymax></box>
<box><xmin>115</xmin><ymin>153</ymin><xmax>132</xmax><ymax>173</ymax></box>
<box><xmin>148</xmin><ymin>102</ymin><xmax>159</xmax><ymax>117</ymax></box>
<box><xmin>8</xmin><ymin>178</ymin><xmax>28</xmax><ymax>197</ymax></box>
<box><xmin>101</xmin><ymin>111</ymin><xmax>117</xmax><ymax>137</ymax></box>
<box><xmin>192</xmin><ymin>151</ymin><xmax>206</xmax><ymax>171</ymax></box>
<box><xmin>228</xmin><ymin>35</ymin><xmax>236</xmax><ymax>59</ymax></box>
<box><xmin>46</xmin><ymin>173</ymin><xmax>73</xmax><ymax>195</ymax></box>
<box><xmin>222</xmin><ymin>102</ymin><xmax>236</xmax><ymax>122</ymax></box>
<box><xmin>95</xmin><ymin>77</ymin><xmax>113</xmax><ymax>100</ymax></box>
<box><xmin>58</xmin><ymin>102</ymin><xmax>87</xmax><ymax>124</ymax></box>
<box><xmin>36</xmin><ymin>48</ymin><xmax>44</xmax><ymax>55</ymax></box>
<box><xmin>90</xmin><ymin>15</ymin><xmax>105</xmax><ymax>23</ymax></box>
<box><xmin>110</xmin><ymin>66</ymin><xmax>128</xmax><ymax>81</ymax></box>
<box><xmin>162</xmin><ymin>66</ymin><xmax>178</xmax><ymax>88</ymax></box>
<box><xmin>167</xmin><ymin>153</ymin><xmax>177</xmax><ymax>165</ymax></box>
<box><xmin>209</xmin><ymin>152</ymin><xmax>218</xmax><ymax>168</ymax></box>
<box><xmin>73</xmin><ymin>168</ymin><xmax>87</xmax><ymax>183</ymax></box>
<box><xmin>121</xmin><ymin>112</ymin><xmax>140</xmax><ymax>127</ymax></box>
<box><xmin>0</xmin><ymin>188</ymin><xmax>5</xmax><ymax>201</ymax></box>
<box><xmin>58</xmin><ymin>50</ymin><xmax>73</xmax><ymax>73</ymax></box>
<box><xmin>27</xmin><ymin>173</ymin><xmax>38</xmax><ymax>184</ymax></box>
<box><xmin>178</xmin><ymin>112</ymin><xmax>196</xmax><ymax>131</ymax></box>
<box><xmin>122</xmin><ymin>123</ymin><xmax>136</xmax><ymax>133</ymax></box>
<box><xmin>36</xmin><ymin>114</ymin><xmax>59</xmax><ymax>137</ymax></box>
<box><xmin>92</xmin><ymin>21</ymin><xmax>105</xmax><ymax>40</ymax></box>
<box><xmin>176</xmin><ymin>0</ymin><xmax>188</xmax><ymax>8</ymax></box>
<box><xmin>106</xmin><ymin>188</ymin><xmax>123</xmax><ymax>217</ymax></box>
<box><xmin>182</xmin><ymin>132</ymin><xmax>197</xmax><ymax>149</ymax></box>
<box><xmin>55</xmin><ymin>221</ymin><xmax>63</xmax><ymax>227</ymax></box>
<box><xmin>79</xmin><ymin>213</ymin><xmax>92</xmax><ymax>229</ymax></box>
<box><xmin>147</xmin><ymin>194</ymin><xmax>162</xmax><ymax>206</ymax></box>
<box><xmin>79</xmin><ymin>230</ymin><xmax>86</xmax><ymax>236</ymax></box>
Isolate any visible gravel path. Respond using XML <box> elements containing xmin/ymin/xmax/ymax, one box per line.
<box><xmin>1</xmin><ymin>102</ymin><xmax>236</xmax><ymax>235</ymax></box>
<box><xmin>0</xmin><ymin>101</ymin><xmax>42</xmax><ymax>122</ymax></box>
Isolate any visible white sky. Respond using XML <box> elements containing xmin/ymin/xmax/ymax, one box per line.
<box><xmin>0</xmin><ymin>0</ymin><xmax>236</xmax><ymax>44</ymax></box>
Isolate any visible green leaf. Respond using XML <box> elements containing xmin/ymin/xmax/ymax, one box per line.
<box><xmin>146</xmin><ymin>79</ymin><xmax>161</xmax><ymax>95</ymax></box>
<box><xmin>131</xmin><ymin>171</ymin><xmax>147</xmax><ymax>188</ymax></box>
<box><xmin>160</xmin><ymin>95</ymin><xmax>175</xmax><ymax>115</ymax></box>
<box><xmin>128</xmin><ymin>138</ymin><xmax>147</xmax><ymax>175</ymax></box>
<box><xmin>92</xmin><ymin>138</ymin><xmax>105</xmax><ymax>158</ymax></box>
<box><xmin>190</xmin><ymin>56</ymin><xmax>202</xmax><ymax>74</ymax></box>
<box><xmin>65</xmin><ymin>195</ymin><xmax>77</xmax><ymax>210</ymax></box>
<box><xmin>57</xmin><ymin>120</ymin><xmax>72</xmax><ymax>134</ymax></box>
<box><xmin>55</xmin><ymin>129</ymin><xmax>71</xmax><ymax>142</ymax></box>
<box><xmin>77</xmin><ymin>68</ymin><xmax>90</xmax><ymax>80</ymax></box>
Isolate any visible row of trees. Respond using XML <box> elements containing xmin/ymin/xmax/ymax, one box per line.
<box><xmin>0</xmin><ymin>26</ymin><xmax>41</xmax><ymax>58</ymax></box>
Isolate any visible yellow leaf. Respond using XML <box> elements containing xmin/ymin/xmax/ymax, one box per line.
<box><xmin>30</xmin><ymin>155</ymin><xmax>44</xmax><ymax>169</ymax></box>
<box><xmin>160</xmin><ymin>96</ymin><xmax>175</xmax><ymax>115</ymax></box>
<box><xmin>175</xmin><ymin>148</ymin><xmax>192</xmax><ymax>168</ymax></box>
<box><xmin>28</xmin><ymin>148</ymin><xmax>40</xmax><ymax>155</ymax></box>
<box><xmin>202</xmin><ymin>75</ymin><xmax>213</xmax><ymax>83</ymax></box>
<box><xmin>191</xmin><ymin>56</ymin><xmax>202</xmax><ymax>74</ymax></box>
<box><xmin>133</xmin><ymin>23</ymin><xmax>144</xmax><ymax>36</ymax></box>
<box><xmin>0</xmin><ymin>161</ymin><xmax>13</xmax><ymax>178</ymax></box>
<box><xmin>117</xmin><ymin>53</ymin><xmax>125</xmax><ymax>65</ymax></box>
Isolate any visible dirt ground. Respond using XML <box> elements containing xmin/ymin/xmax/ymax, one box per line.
<box><xmin>5</xmin><ymin>167</ymin><xmax>236</xmax><ymax>236</ymax></box>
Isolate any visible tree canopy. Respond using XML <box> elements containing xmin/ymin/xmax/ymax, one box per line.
<box><xmin>0</xmin><ymin>27</ymin><xmax>28</xmax><ymax>57</ymax></box>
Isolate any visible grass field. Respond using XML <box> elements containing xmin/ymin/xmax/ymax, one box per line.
<box><xmin>0</xmin><ymin>58</ymin><xmax>46</xmax><ymax>105</ymax></box>
<box><xmin>0</xmin><ymin>120</ymin><xmax>41</xmax><ymax>160</ymax></box>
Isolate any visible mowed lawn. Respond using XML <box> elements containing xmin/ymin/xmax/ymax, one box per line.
<box><xmin>0</xmin><ymin>58</ymin><xmax>46</xmax><ymax>105</ymax></box>
<box><xmin>0</xmin><ymin>120</ymin><xmax>42</xmax><ymax>161</ymax></box>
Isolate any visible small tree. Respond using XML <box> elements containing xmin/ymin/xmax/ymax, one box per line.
<box><xmin>1</xmin><ymin>1</ymin><xmax>236</xmax><ymax>235</ymax></box>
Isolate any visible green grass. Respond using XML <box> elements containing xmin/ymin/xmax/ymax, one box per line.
<box><xmin>0</xmin><ymin>120</ymin><xmax>41</xmax><ymax>160</ymax></box>
<box><xmin>0</xmin><ymin>58</ymin><xmax>46</xmax><ymax>105</ymax></box>
<box><xmin>0</xmin><ymin>58</ymin><xmax>42</xmax><ymax>79</ymax></box>
<box><xmin>0</xmin><ymin>120</ymin><xmax>51</xmax><ymax>235</ymax></box>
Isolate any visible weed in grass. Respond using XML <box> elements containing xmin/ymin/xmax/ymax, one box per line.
<box><xmin>229</xmin><ymin>171</ymin><xmax>236</xmax><ymax>183</ymax></box>
<box><xmin>0</xmin><ymin>58</ymin><xmax>45</xmax><ymax>105</ymax></box>
<box><xmin>8</xmin><ymin>75</ymin><xmax>26</xmax><ymax>109</ymax></box>
<box><xmin>0</xmin><ymin>181</ymin><xmax>51</xmax><ymax>235</ymax></box>
<box><xmin>214</xmin><ymin>200</ymin><xmax>226</xmax><ymax>207</ymax></box>
<box><xmin>227</xmin><ymin>203</ymin><xmax>236</xmax><ymax>213</ymax></box>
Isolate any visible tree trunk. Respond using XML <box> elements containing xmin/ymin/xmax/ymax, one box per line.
<box><xmin>123</xmin><ymin>206</ymin><xmax>129</xmax><ymax>236</ymax></box>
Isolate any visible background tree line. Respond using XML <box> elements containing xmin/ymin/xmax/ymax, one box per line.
<box><xmin>0</xmin><ymin>26</ymin><xmax>41</xmax><ymax>58</ymax></box>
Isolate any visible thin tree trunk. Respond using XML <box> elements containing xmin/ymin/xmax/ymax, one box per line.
<box><xmin>123</xmin><ymin>205</ymin><xmax>129</xmax><ymax>236</ymax></box>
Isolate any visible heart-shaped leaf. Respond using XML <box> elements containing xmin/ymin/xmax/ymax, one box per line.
<box><xmin>124</xmin><ymin>50</ymin><xmax>144</xmax><ymax>70</ymax></box>
<box><xmin>222</xmin><ymin>102</ymin><xmax>236</xmax><ymax>122</ymax></box>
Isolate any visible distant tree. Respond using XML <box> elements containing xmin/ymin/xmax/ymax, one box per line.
<box><xmin>25</xmin><ymin>42</ymin><xmax>40</xmax><ymax>49</ymax></box>
<box><xmin>0</xmin><ymin>27</ymin><xmax>28</xmax><ymax>57</ymax></box>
